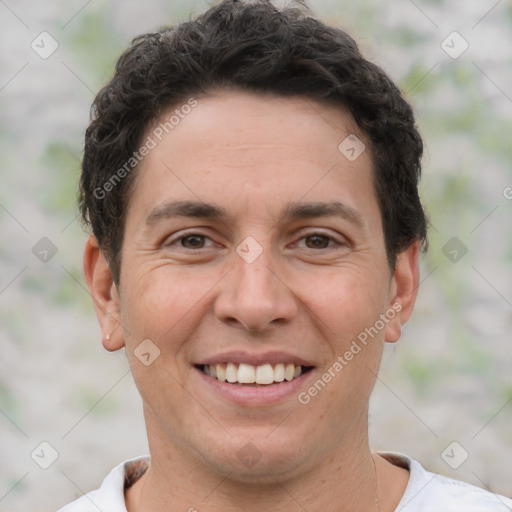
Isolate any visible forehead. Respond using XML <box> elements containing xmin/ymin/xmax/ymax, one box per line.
<box><xmin>146</xmin><ymin>90</ymin><xmax>365</xmax><ymax>161</ymax></box>
<box><xmin>126</xmin><ymin>90</ymin><xmax>379</xmax><ymax>230</ymax></box>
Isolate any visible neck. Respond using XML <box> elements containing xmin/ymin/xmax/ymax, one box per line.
<box><xmin>126</xmin><ymin>425</ymin><xmax>384</xmax><ymax>512</ymax></box>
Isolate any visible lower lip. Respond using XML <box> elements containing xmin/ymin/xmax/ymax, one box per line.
<box><xmin>194</xmin><ymin>367</ymin><xmax>315</xmax><ymax>406</ymax></box>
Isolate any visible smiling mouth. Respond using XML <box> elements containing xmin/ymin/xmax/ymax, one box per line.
<box><xmin>196</xmin><ymin>363</ymin><xmax>314</xmax><ymax>386</ymax></box>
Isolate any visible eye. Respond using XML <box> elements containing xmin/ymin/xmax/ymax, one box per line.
<box><xmin>167</xmin><ymin>233</ymin><xmax>215</xmax><ymax>250</ymax></box>
<box><xmin>295</xmin><ymin>231</ymin><xmax>343</xmax><ymax>250</ymax></box>
<box><xmin>165</xmin><ymin>230</ymin><xmax>345</xmax><ymax>252</ymax></box>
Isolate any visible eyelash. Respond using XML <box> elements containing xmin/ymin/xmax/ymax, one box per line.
<box><xmin>166</xmin><ymin>230</ymin><xmax>344</xmax><ymax>251</ymax></box>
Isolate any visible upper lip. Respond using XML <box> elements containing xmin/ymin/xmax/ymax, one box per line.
<box><xmin>196</xmin><ymin>350</ymin><xmax>315</xmax><ymax>367</ymax></box>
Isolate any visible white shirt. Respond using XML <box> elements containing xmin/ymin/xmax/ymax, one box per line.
<box><xmin>57</xmin><ymin>452</ymin><xmax>512</xmax><ymax>511</ymax></box>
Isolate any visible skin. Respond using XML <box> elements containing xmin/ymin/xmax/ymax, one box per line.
<box><xmin>84</xmin><ymin>89</ymin><xmax>419</xmax><ymax>512</ymax></box>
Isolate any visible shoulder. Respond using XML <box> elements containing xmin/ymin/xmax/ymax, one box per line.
<box><xmin>379</xmin><ymin>451</ymin><xmax>512</xmax><ymax>512</ymax></box>
<box><xmin>56</xmin><ymin>456</ymin><xmax>150</xmax><ymax>512</ymax></box>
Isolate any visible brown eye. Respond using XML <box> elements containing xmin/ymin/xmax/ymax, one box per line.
<box><xmin>180</xmin><ymin>235</ymin><xmax>207</xmax><ymax>249</ymax></box>
<box><xmin>304</xmin><ymin>234</ymin><xmax>332</xmax><ymax>249</ymax></box>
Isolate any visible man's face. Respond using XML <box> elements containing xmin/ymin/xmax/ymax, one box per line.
<box><xmin>92</xmin><ymin>90</ymin><xmax>416</xmax><ymax>481</ymax></box>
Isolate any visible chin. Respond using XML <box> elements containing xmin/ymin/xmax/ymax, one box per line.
<box><xmin>192</xmin><ymin>428</ymin><xmax>318</xmax><ymax>483</ymax></box>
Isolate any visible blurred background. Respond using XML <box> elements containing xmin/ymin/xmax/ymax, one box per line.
<box><xmin>0</xmin><ymin>0</ymin><xmax>511</xmax><ymax>509</ymax></box>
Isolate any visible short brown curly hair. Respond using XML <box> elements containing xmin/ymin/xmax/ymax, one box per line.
<box><xmin>79</xmin><ymin>0</ymin><xmax>428</xmax><ymax>286</ymax></box>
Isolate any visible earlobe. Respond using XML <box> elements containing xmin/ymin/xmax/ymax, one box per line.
<box><xmin>83</xmin><ymin>234</ymin><xmax>125</xmax><ymax>351</ymax></box>
<box><xmin>384</xmin><ymin>241</ymin><xmax>420</xmax><ymax>343</ymax></box>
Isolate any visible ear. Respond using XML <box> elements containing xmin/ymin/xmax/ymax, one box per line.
<box><xmin>83</xmin><ymin>234</ymin><xmax>125</xmax><ymax>351</ymax></box>
<box><xmin>384</xmin><ymin>240</ymin><xmax>420</xmax><ymax>343</ymax></box>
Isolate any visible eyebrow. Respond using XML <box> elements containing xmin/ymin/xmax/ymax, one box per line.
<box><xmin>144</xmin><ymin>200</ymin><xmax>364</xmax><ymax>228</ymax></box>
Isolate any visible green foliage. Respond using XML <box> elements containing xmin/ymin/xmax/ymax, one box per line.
<box><xmin>401</xmin><ymin>352</ymin><xmax>439</xmax><ymax>397</ymax></box>
<box><xmin>0</xmin><ymin>379</ymin><xmax>18</xmax><ymax>419</ymax></box>
<box><xmin>400</xmin><ymin>63</ymin><xmax>438</xmax><ymax>95</ymax></box>
<box><xmin>387</xmin><ymin>27</ymin><xmax>427</xmax><ymax>47</ymax></box>
<box><xmin>73</xmin><ymin>385</ymin><xmax>119</xmax><ymax>417</ymax></box>
<box><xmin>53</xmin><ymin>264</ymin><xmax>95</xmax><ymax>314</ymax></box>
<box><xmin>40</xmin><ymin>142</ymin><xmax>81</xmax><ymax>217</ymax></box>
<box><xmin>62</xmin><ymin>8</ymin><xmax>125</xmax><ymax>84</ymax></box>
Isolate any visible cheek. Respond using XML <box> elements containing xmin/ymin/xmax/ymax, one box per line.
<box><xmin>298</xmin><ymin>266</ymin><xmax>387</xmax><ymax>403</ymax></box>
<box><xmin>119</xmin><ymin>270</ymin><xmax>206</xmax><ymax>424</ymax></box>
<box><xmin>120</xmin><ymin>267</ymin><xmax>213</xmax><ymax>356</ymax></box>
<box><xmin>303</xmin><ymin>264</ymin><xmax>388</xmax><ymax>344</ymax></box>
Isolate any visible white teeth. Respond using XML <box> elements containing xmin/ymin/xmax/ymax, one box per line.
<box><xmin>255</xmin><ymin>364</ymin><xmax>274</xmax><ymax>385</ymax></box>
<box><xmin>284</xmin><ymin>363</ymin><xmax>295</xmax><ymax>381</ymax></box>
<box><xmin>202</xmin><ymin>362</ymin><xmax>307</xmax><ymax>385</ymax></box>
<box><xmin>274</xmin><ymin>363</ymin><xmax>285</xmax><ymax>382</ymax></box>
<box><xmin>238</xmin><ymin>363</ymin><xmax>256</xmax><ymax>383</ymax></box>
<box><xmin>216</xmin><ymin>364</ymin><xmax>226</xmax><ymax>382</ymax></box>
<box><xmin>226</xmin><ymin>362</ymin><xmax>238</xmax><ymax>383</ymax></box>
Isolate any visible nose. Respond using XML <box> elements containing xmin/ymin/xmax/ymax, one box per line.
<box><xmin>213</xmin><ymin>243</ymin><xmax>298</xmax><ymax>332</ymax></box>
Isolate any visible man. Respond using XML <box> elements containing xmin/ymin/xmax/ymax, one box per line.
<box><xmin>59</xmin><ymin>0</ymin><xmax>512</xmax><ymax>510</ymax></box>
